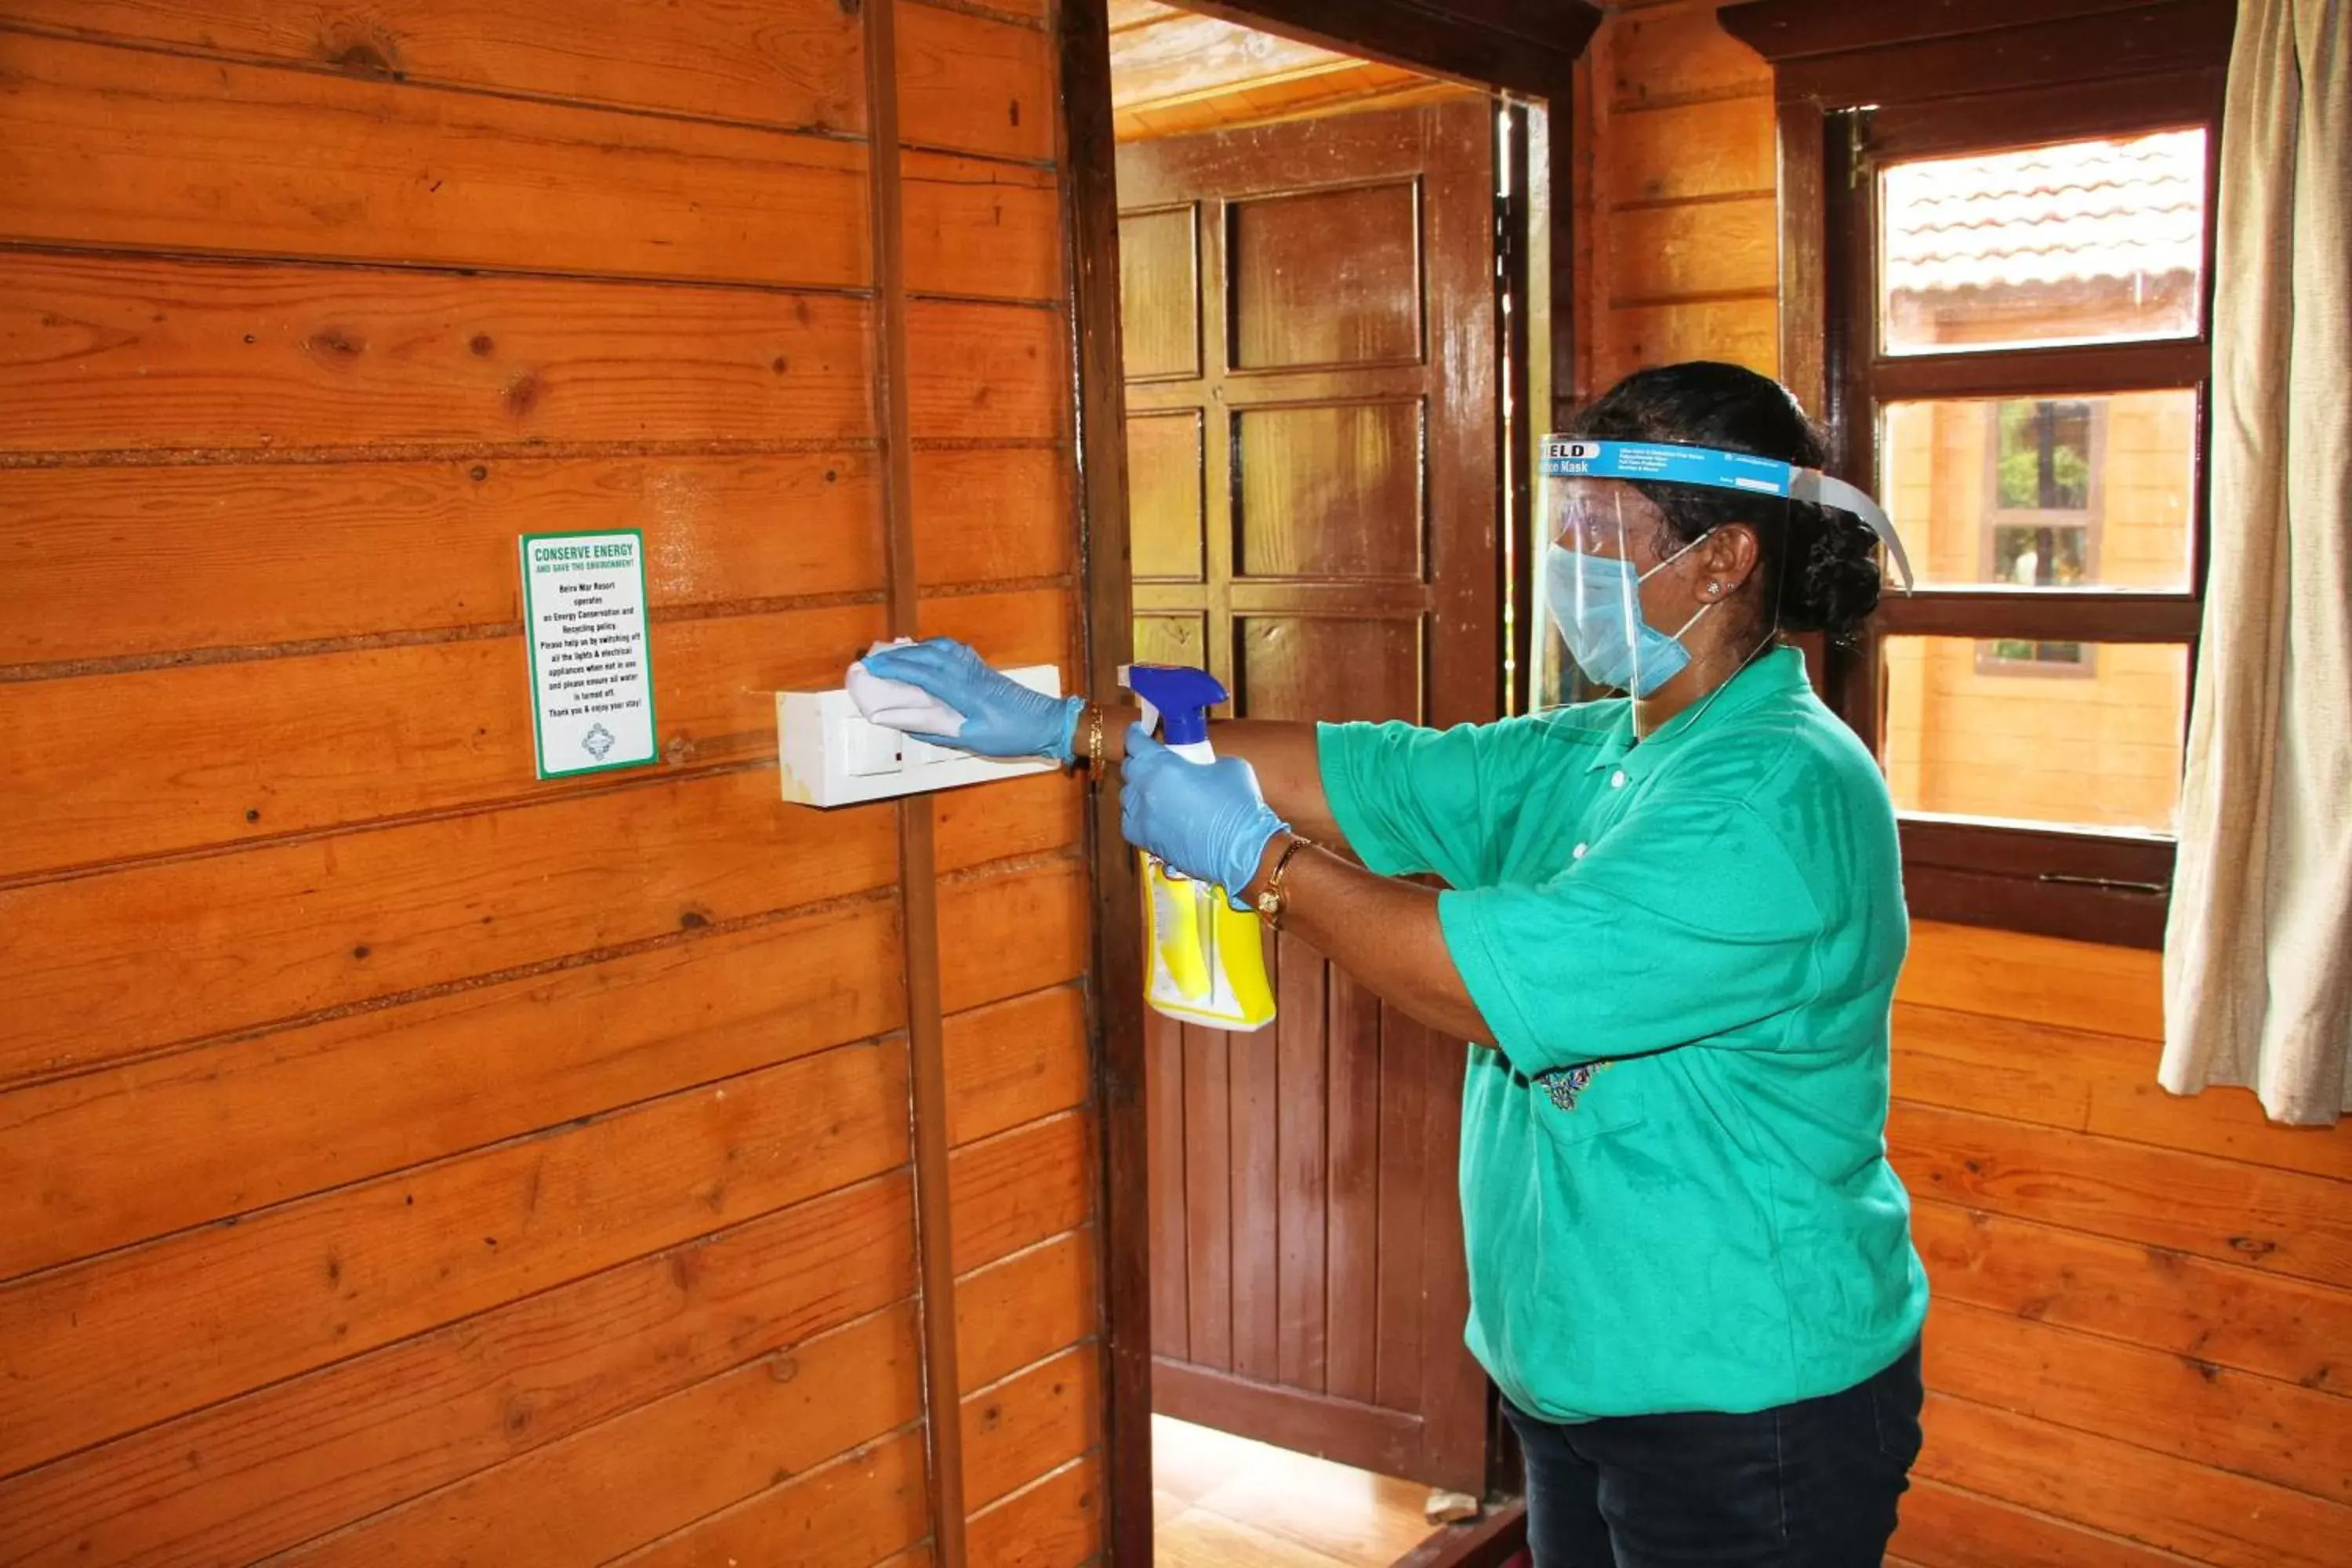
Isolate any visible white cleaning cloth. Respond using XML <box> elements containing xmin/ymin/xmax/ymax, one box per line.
<box><xmin>848</xmin><ymin>639</ymin><xmax>966</xmax><ymax>737</ymax></box>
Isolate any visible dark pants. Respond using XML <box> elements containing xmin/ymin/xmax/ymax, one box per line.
<box><xmin>1501</xmin><ymin>1341</ymin><xmax>1924</xmax><ymax>1568</ymax></box>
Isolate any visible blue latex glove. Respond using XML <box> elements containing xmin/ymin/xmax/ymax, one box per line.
<box><xmin>1120</xmin><ymin>724</ymin><xmax>1289</xmax><ymax>907</ymax></box>
<box><xmin>856</xmin><ymin>637</ymin><xmax>1085</xmax><ymax>761</ymax></box>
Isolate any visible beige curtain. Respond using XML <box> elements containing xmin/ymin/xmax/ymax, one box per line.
<box><xmin>2162</xmin><ymin>0</ymin><xmax>2350</xmax><ymax>1123</ymax></box>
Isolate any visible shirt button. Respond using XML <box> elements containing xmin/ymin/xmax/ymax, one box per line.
<box><xmin>1610</xmin><ymin>770</ymin><xmax>1628</xmax><ymax>789</ymax></box>
<box><xmin>1572</xmin><ymin>843</ymin><xmax>1589</xmax><ymax>859</ymax></box>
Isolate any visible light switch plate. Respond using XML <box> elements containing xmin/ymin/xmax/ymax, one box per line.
<box><xmin>777</xmin><ymin>664</ymin><xmax>1063</xmax><ymax>807</ymax></box>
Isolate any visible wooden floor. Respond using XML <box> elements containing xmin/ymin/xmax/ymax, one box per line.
<box><xmin>1152</xmin><ymin>1415</ymin><xmax>1439</xmax><ymax>1566</ymax></box>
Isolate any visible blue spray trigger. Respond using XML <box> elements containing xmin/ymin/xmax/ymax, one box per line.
<box><xmin>1125</xmin><ymin>663</ymin><xmax>1225</xmax><ymax>747</ymax></box>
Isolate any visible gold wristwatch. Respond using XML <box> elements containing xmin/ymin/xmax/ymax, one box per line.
<box><xmin>1253</xmin><ymin>834</ymin><xmax>1313</xmax><ymax>928</ymax></box>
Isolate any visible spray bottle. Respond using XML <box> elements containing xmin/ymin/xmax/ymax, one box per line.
<box><xmin>1124</xmin><ymin>664</ymin><xmax>1277</xmax><ymax>1032</ymax></box>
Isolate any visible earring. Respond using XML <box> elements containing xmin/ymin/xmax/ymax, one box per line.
<box><xmin>1707</xmin><ymin>581</ymin><xmax>1723</xmax><ymax>596</ymax></box>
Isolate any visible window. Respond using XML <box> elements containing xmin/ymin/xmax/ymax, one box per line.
<box><xmin>1708</xmin><ymin>1</ymin><xmax>2235</xmax><ymax>945</ymax></box>
<box><xmin>1788</xmin><ymin>31</ymin><xmax>2211</xmax><ymax>945</ymax></box>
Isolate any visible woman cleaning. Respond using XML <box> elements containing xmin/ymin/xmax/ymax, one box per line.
<box><xmin>858</xmin><ymin>361</ymin><xmax>1929</xmax><ymax>1566</ymax></box>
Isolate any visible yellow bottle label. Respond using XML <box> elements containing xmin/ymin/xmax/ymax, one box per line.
<box><xmin>1140</xmin><ymin>852</ymin><xmax>1276</xmax><ymax>1031</ymax></box>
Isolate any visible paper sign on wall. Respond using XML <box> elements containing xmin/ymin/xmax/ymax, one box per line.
<box><xmin>519</xmin><ymin>530</ymin><xmax>659</xmax><ymax>779</ymax></box>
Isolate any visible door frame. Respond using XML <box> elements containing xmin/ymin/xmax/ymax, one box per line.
<box><xmin>1051</xmin><ymin>3</ymin><xmax>1601</xmax><ymax>1560</ymax></box>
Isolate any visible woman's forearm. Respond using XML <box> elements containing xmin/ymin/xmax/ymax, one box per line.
<box><xmin>1080</xmin><ymin>704</ymin><xmax>1345</xmax><ymax>847</ymax></box>
<box><xmin>1240</xmin><ymin>836</ymin><xmax>1494</xmax><ymax>1045</ymax></box>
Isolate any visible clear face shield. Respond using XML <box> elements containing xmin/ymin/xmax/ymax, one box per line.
<box><xmin>1537</xmin><ymin>437</ymin><xmax>1915</xmax><ymax>712</ymax></box>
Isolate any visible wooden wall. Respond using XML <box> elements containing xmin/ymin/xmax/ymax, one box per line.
<box><xmin>0</xmin><ymin>2</ymin><xmax>1098</xmax><ymax>1563</ymax></box>
<box><xmin>1580</xmin><ymin>7</ymin><xmax>2352</xmax><ymax>1562</ymax></box>
<box><xmin>1889</xmin><ymin>924</ymin><xmax>2352</xmax><ymax>1567</ymax></box>
<box><xmin>1570</xmin><ymin>0</ymin><xmax>1780</xmax><ymax>398</ymax></box>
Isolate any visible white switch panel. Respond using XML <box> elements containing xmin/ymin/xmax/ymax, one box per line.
<box><xmin>778</xmin><ymin>665</ymin><xmax>1062</xmax><ymax>807</ymax></box>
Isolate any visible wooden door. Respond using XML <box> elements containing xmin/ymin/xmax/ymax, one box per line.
<box><xmin>1116</xmin><ymin>96</ymin><xmax>1501</xmax><ymax>1494</ymax></box>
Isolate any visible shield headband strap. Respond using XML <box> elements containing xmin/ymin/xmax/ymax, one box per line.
<box><xmin>1541</xmin><ymin>437</ymin><xmax>1915</xmax><ymax>590</ymax></box>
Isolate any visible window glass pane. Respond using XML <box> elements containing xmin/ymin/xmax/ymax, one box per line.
<box><xmin>1880</xmin><ymin>129</ymin><xmax>2208</xmax><ymax>355</ymax></box>
<box><xmin>1880</xmin><ymin>390</ymin><xmax>2195</xmax><ymax>590</ymax></box>
<box><xmin>1882</xmin><ymin>636</ymin><xmax>2188</xmax><ymax>833</ymax></box>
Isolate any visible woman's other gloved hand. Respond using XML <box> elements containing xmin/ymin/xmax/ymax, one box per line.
<box><xmin>855</xmin><ymin>637</ymin><xmax>1086</xmax><ymax>761</ymax></box>
<box><xmin>1120</xmin><ymin>724</ymin><xmax>1288</xmax><ymax>905</ymax></box>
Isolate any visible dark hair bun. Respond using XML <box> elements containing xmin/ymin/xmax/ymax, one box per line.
<box><xmin>1777</xmin><ymin>506</ymin><xmax>1882</xmax><ymax>641</ymax></box>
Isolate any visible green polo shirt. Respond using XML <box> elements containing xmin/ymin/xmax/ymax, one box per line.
<box><xmin>1319</xmin><ymin>648</ymin><xmax>1927</xmax><ymax>1421</ymax></box>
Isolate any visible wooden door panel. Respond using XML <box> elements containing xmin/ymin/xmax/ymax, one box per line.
<box><xmin>1127</xmin><ymin>409</ymin><xmax>1207</xmax><ymax>581</ymax></box>
<box><xmin>1132</xmin><ymin>612</ymin><xmax>1207</xmax><ymax>670</ymax></box>
<box><xmin>1235</xmin><ymin>616</ymin><xmax>1423</xmax><ymax>724</ymax></box>
<box><xmin>1234</xmin><ymin>401</ymin><xmax>1426</xmax><ymax>579</ymax></box>
<box><xmin>1229</xmin><ymin>182</ymin><xmax>1425</xmax><ymax>370</ymax></box>
<box><xmin>1119</xmin><ymin>95</ymin><xmax>1497</xmax><ymax>1495</ymax></box>
<box><xmin>1117</xmin><ymin>205</ymin><xmax>1201</xmax><ymax>380</ymax></box>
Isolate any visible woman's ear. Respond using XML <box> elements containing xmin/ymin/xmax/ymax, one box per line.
<box><xmin>1693</xmin><ymin>524</ymin><xmax>1762</xmax><ymax>601</ymax></box>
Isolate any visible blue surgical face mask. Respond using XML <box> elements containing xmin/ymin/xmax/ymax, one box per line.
<box><xmin>1544</xmin><ymin>535</ymin><xmax>1715</xmax><ymax>697</ymax></box>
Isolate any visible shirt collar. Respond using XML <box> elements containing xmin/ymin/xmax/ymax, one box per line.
<box><xmin>1584</xmin><ymin>646</ymin><xmax>1810</xmax><ymax>775</ymax></box>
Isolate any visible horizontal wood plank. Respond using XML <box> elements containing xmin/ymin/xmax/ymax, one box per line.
<box><xmin>612</xmin><ymin>1426</ymin><xmax>931</xmax><ymax>1568</ymax></box>
<box><xmin>1605</xmin><ymin>194</ymin><xmax>1776</xmax><ymax>303</ymax></box>
<box><xmin>1894</xmin><ymin>1003</ymin><xmax>2352</xmax><ymax>1184</ymax></box>
<box><xmin>0</xmin><ymin>452</ymin><xmax>886</xmax><ymax>667</ymax></box>
<box><xmin>273</xmin><ymin>1304</ymin><xmax>921</xmax><ymax>1566</ymax></box>
<box><xmin>963</xmin><ymin>1345</ymin><xmax>1098</xmax><ymax>1511</ymax></box>
<box><xmin>1607</xmin><ymin>3</ymin><xmax>1773</xmax><ymax>111</ymax></box>
<box><xmin>944</xmin><ymin>984</ymin><xmax>1091</xmax><ymax>1148</ymax></box>
<box><xmin>0</xmin><ymin>603</ymin><xmax>877</xmax><ymax>877</ymax></box>
<box><xmin>1602</xmin><ymin>297</ymin><xmax>1779</xmax><ymax>381</ymax></box>
<box><xmin>1889</xmin><ymin>1102</ymin><xmax>2352</xmax><ymax>1290</ymax></box>
<box><xmin>3</xmin><ymin>584</ymin><xmax>1069</xmax><ymax>880</ymax></box>
<box><xmin>906</xmin><ymin>150</ymin><xmax>1065</xmax><ymax>303</ymax></box>
<box><xmin>951</xmin><ymin>1110</ymin><xmax>1092</xmax><ymax>1277</ymax></box>
<box><xmin>913</xmin><ymin>445</ymin><xmax>1075</xmax><ymax>588</ymax></box>
<box><xmin>1</xmin><ymin>617</ymin><xmax>1074</xmax><ymax>1094</ymax></box>
<box><xmin>1899</xmin><ymin>920</ymin><xmax>2165</xmax><ymax>1040</ymax></box>
<box><xmin>1893</xmin><ymin>1476</ymin><xmax>2204</xmax><ymax>1568</ymax></box>
<box><xmin>0</xmin><ymin>1172</ymin><xmax>916</xmax><ymax>1566</ymax></box>
<box><xmin>1912</xmin><ymin>1200</ymin><xmax>2351</xmax><ymax>1394</ymax></box>
<box><xmin>1917</xmin><ymin>1393</ymin><xmax>2352</xmax><ymax>1568</ymax></box>
<box><xmin>965</xmin><ymin>1452</ymin><xmax>1102</xmax><ymax>1568</ymax></box>
<box><xmin>0</xmin><ymin>0</ymin><xmax>866</xmax><ymax>135</ymax></box>
<box><xmin>0</xmin><ymin>766</ymin><xmax>893</xmax><ymax>1086</ymax></box>
<box><xmin>1924</xmin><ymin>1297</ymin><xmax>2352</xmax><ymax>1505</ymax></box>
<box><xmin>908</xmin><ymin>300</ymin><xmax>1070</xmax><ymax>441</ymax></box>
<box><xmin>0</xmin><ymin>898</ymin><xmax>900</xmax><ymax>1279</ymax></box>
<box><xmin>2</xmin><ymin>767</ymin><xmax>1079</xmax><ymax>1268</ymax></box>
<box><xmin>0</xmin><ymin>32</ymin><xmax>869</xmax><ymax>289</ymax></box>
<box><xmin>958</xmin><ymin>1229</ymin><xmax>1098</xmax><ymax>1392</ymax></box>
<box><xmin>898</xmin><ymin>4</ymin><xmax>1057</xmax><ymax>163</ymax></box>
<box><xmin>0</xmin><ymin>1039</ymin><xmax>909</xmax><ymax>1475</ymax></box>
<box><xmin>920</xmin><ymin>583</ymin><xmax>1079</xmax><ymax>673</ymax></box>
<box><xmin>1606</xmin><ymin>97</ymin><xmax>1775</xmax><ymax>205</ymax></box>
<box><xmin>938</xmin><ymin>858</ymin><xmax>1091</xmax><ymax>1014</ymax></box>
<box><xmin>0</xmin><ymin>252</ymin><xmax>874</xmax><ymax>456</ymax></box>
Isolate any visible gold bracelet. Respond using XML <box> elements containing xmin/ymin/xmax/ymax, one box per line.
<box><xmin>1253</xmin><ymin>834</ymin><xmax>1314</xmax><ymax>930</ymax></box>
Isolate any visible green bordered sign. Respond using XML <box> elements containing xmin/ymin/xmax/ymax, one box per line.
<box><xmin>518</xmin><ymin>529</ymin><xmax>659</xmax><ymax>779</ymax></box>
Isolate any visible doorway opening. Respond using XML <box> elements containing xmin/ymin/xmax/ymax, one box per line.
<box><xmin>1102</xmin><ymin>5</ymin><xmax>1542</xmax><ymax>1561</ymax></box>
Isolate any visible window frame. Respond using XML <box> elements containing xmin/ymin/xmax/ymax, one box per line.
<box><xmin>1720</xmin><ymin>0</ymin><xmax>2233</xmax><ymax>948</ymax></box>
